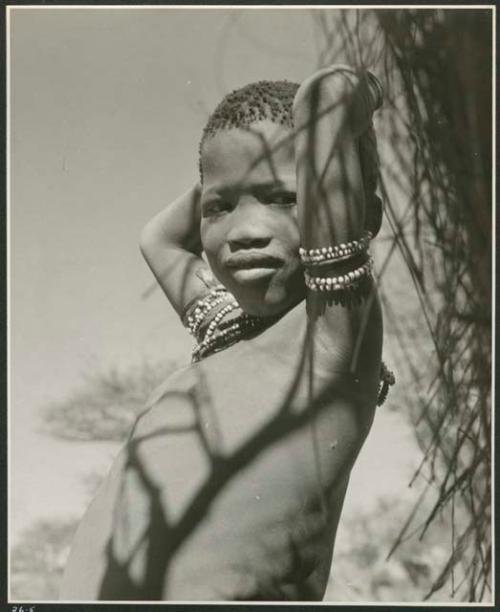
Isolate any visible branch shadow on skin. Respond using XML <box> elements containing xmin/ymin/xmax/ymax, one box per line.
<box><xmin>97</xmin><ymin>319</ymin><xmax>368</xmax><ymax>601</ymax></box>
<box><xmin>242</xmin><ymin>69</ymin><xmax>380</xmax><ymax>254</ymax></box>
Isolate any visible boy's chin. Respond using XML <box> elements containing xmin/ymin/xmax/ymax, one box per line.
<box><xmin>237</xmin><ymin>290</ymin><xmax>303</xmax><ymax>318</ymax></box>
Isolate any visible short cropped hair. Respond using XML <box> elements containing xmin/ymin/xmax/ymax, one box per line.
<box><xmin>198</xmin><ymin>80</ymin><xmax>299</xmax><ymax>178</ymax></box>
<box><xmin>198</xmin><ymin>78</ymin><xmax>380</xmax><ymax>206</ymax></box>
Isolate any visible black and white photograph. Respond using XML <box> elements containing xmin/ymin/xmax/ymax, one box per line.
<box><xmin>7</xmin><ymin>4</ymin><xmax>494</xmax><ymax>605</ymax></box>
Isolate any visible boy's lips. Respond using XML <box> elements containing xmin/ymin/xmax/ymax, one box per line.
<box><xmin>225</xmin><ymin>252</ymin><xmax>283</xmax><ymax>270</ymax></box>
<box><xmin>225</xmin><ymin>252</ymin><xmax>284</xmax><ymax>284</ymax></box>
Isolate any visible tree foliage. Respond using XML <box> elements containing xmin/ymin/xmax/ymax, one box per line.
<box><xmin>314</xmin><ymin>8</ymin><xmax>492</xmax><ymax>601</ymax></box>
<box><xmin>41</xmin><ymin>360</ymin><xmax>180</xmax><ymax>442</ymax></box>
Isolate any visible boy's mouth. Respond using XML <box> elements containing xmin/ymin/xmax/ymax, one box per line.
<box><xmin>225</xmin><ymin>252</ymin><xmax>283</xmax><ymax>284</ymax></box>
<box><xmin>225</xmin><ymin>252</ymin><xmax>283</xmax><ymax>270</ymax></box>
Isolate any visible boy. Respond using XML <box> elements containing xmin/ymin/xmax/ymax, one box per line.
<box><xmin>60</xmin><ymin>65</ymin><xmax>391</xmax><ymax>601</ymax></box>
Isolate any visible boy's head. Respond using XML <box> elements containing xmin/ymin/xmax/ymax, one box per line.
<box><xmin>198</xmin><ymin>80</ymin><xmax>302</xmax><ymax>317</ymax></box>
<box><xmin>197</xmin><ymin>79</ymin><xmax>381</xmax><ymax>317</ymax></box>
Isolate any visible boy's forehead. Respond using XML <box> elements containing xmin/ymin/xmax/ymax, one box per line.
<box><xmin>201</xmin><ymin>121</ymin><xmax>295</xmax><ymax>179</ymax></box>
<box><xmin>207</xmin><ymin>119</ymin><xmax>293</xmax><ymax>144</ymax></box>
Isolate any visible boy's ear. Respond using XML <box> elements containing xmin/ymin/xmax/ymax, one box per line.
<box><xmin>367</xmin><ymin>194</ymin><xmax>383</xmax><ymax>237</ymax></box>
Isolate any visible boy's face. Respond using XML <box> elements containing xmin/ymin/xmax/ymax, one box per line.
<box><xmin>200</xmin><ymin>120</ymin><xmax>305</xmax><ymax>317</ymax></box>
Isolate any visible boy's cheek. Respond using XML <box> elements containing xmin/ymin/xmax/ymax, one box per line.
<box><xmin>276</xmin><ymin>220</ymin><xmax>301</xmax><ymax>255</ymax></box>
<box><xmin>200</xmin><ymin>236</ymin><xmax>223</xmax><ymax>275</ymax></box>
<box><xmin>199</xmin><ymin>225</ymin><xmax>218</xmax><ymax>257</ymax></box>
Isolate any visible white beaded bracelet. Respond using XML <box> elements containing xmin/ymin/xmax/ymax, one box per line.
<box><xmin>299</xmin><ymin>231</ymin><xmax>372</xmax><ymax>266</ymax></box>
<box><xmin>185</xmin><ymin>287</ymin><xmax>236</xmax><ymax>338</ymax></box>
<box><xmin>304</xmin><ymin>257</ymin><xmax>373</xmax><ymax>291</ymax></box>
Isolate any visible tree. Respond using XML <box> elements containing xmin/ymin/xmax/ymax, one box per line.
<box><xmin>314</xmin><ymin>8</ymin><xmax>492</xmax><ymax>601</ymax></box>
<box><xmin>41</xmin><ymin>360</ymin><xmax>180</xmax><ymax>442</ymax></box>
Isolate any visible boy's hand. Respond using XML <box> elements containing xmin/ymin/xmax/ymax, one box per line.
<box><xmin>293</xmin><ymin>65</ymin><xmax>382</xmax><ymax>138</ymax></box>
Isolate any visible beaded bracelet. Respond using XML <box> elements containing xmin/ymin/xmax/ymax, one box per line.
<box><xmin>299</xmin><ymin>231</ymin><xmax>372</xmax><ymax>266</ymax></box>
<box><xmin>304</xmin><ymin>257</ymin><xmax>373</xmax><ymax>291</ymax></box>
<box><xmin>184</xmin><ymin>286</ymin><xmax>237</xmax><ymax>339</ymax></box>
<box><xmin>182</xmin><ymin>285</ymin><xmax>225</xmax><ymax>324</ymax></box>
<box><xmin>202</xmin><ymin>301</ymin><xmax>240</xmax><ymax>342</ymax></box>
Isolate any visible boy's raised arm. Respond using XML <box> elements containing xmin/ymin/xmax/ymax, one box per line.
<box><xmin>140</xmin><ymin>184</ymin><xmax>220</xmax><ymax>320</ymax></box>
<box><xmin>293</xmin><ymin>65</ymin><xmax>383</xmax><ymax>359</ymax></box>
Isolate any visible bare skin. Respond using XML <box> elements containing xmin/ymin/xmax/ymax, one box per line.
<box><xmin>60</xmin><ymin>65</ymin><xmax>383</xmax><ymax>601</ymax></box>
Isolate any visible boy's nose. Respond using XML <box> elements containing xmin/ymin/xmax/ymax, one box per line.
<box><xmin>227</xmin><ymin>200</ymin><xmax>272</xmax><ymax>251</ymax></box>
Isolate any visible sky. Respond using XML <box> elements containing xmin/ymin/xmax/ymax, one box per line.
<box><xmin>8</xmin><ymin>5</ymin><xmax>326</xmax><ymax>539</ymax></box>
<box><xmin>9</xmin><ymin>7</ymin><xmax>425</xmax><ymax>545</ymax></box>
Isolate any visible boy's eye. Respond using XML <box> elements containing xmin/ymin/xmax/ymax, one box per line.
<box><xmin>202</xmin><ymin>200</ymin><xmax>232</xmax><ymax>217</ymax></box>
<box><xmin>263</xmin><ymin>191</ymin><xmax>296</xmax><ymax>206</ymax></box>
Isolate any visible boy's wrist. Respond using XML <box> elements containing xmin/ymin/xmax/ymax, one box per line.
<box><xmin>294</xmin><ymin>65</ymin><xmax>382</xmax><ymax>138</ymax></box>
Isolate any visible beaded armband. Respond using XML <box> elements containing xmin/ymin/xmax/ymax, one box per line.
<box><xmin>378</xmin><ymin>362</ymin><xmax>396</xmax><ymax>406</ymax></box>
<box><xmin>182</xmin><ymin>285</ymin><xmax>275</xmax><ymax>362</ymax></box>
<box><xmin>299</xmin><ymin>231</ymin><xmax>372</xmax><ymax>266</ymax></box>
<box><xmin>300</xmin><ymin>231</ymin><xmax>374</xmax><ymax>305</ymax></box>
<box><xmin>182</xmin><ymin>286</ymin><xmax>236</xmax><ymax>342</ymax></box>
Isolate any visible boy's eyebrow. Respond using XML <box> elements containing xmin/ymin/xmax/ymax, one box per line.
<box><xmin>252</xmin><ymin>179</ymin><xmax>297</xmax><ymax>195</ymax></box>
<box><xmin>201</xmin><ymin>178</ymin><xmax>295</xmax><ymax>201</ymax></box>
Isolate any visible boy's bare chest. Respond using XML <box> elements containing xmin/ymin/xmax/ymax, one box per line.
<box><xmin>140</xmin><ymin>312</ymin><xmax>367</xmax><ymax>504</ymax></box>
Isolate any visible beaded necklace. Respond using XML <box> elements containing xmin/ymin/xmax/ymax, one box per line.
<box><xmin>183</xmin><ymin>285</ymin><xmax>395</xmax><ymax>405</ymax></box>
<box><xmin>192</xmin><ymin>311</ymin><xmax>278</xmax><ymax>362</ymax></box>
